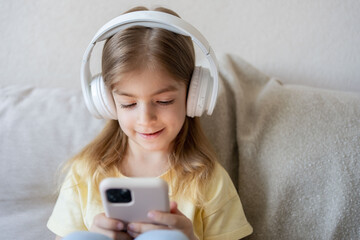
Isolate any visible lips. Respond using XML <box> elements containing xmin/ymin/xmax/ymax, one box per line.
<box><xmin>138</xmin><ymin>128</ymin><xmax>164</xmax><ymax>139</ymax></box>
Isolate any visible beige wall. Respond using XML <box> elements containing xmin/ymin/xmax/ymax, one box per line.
<box><xmin>1</xmin><ymin>0</ymin><xmax>359</xmax><ymax>92</ymax></box>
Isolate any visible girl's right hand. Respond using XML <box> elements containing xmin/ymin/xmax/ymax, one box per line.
<box><xmin>90</xmin><ymin>213</ymin><xmax>132</xmax><ymax>240</ymax></box>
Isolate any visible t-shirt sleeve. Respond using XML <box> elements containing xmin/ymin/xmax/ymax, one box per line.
<box><xmin>47</xmin><ymin>170</ymin><xmax>88</xmax><ymax>237</ymax></box>
<box><xmin>202</xmin><ymin>164</ymin><xmax>253</xmax><ymax>240</ymax></box>
<box><xmin>203</xmin><ymin>195</ymin><xmax>253</xmax><ymax>240</ymax></box>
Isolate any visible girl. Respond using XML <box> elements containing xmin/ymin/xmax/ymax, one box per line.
<box><xmin>47</xmin><ymin>6</ymin><xmax>253</xmax><ymax>240</ymax></box>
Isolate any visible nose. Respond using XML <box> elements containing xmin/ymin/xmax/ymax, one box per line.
<box><xmin>137</xmin><ymin>103</ymin><xmax>157</xmax><ymax>125</ymax></box>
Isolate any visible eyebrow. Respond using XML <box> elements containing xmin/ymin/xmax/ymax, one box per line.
<box><xmin>114</xmin><ymin>85</ymin><xmax>179</xmax><ymax>97</ymax></box>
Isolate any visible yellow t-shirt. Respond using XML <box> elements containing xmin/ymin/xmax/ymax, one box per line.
<box><xmin>47</xmin><ymin>162</ymin><xmax>253</xmax><ymax>239</ymax></box>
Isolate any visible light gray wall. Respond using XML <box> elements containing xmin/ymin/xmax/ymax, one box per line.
<box><xmin>1</xmin><ymin>0</ymin><xmax>359</xmax><ymax>92</ymax></box>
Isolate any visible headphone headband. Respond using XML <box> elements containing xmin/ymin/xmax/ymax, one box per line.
<box><xmin>81</xmin><ymin>11</ymin><xmax>219</xmax><ymax>117</ymax></box>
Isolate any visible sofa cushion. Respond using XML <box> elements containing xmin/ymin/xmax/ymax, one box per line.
<box><xmin>216</xmin><ymin>55</ymin><xmax>360</xmax><ymax>239</ymax></box>
<box><xmin>0</xmin><ymin>86</ymin><xmax>105</xmax><ymax>239</ymax></box>
<box><xmin>0</xmin><ymin>54</ymin><xmax>359</xmax><ymax>239</ymax></box>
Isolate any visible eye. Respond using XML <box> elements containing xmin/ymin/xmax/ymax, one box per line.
<box><xmin>120</xmin><ymin>103</ymin><xmax>136</xmax><ymax>109</ymax></box>
<box><xmin>157</xmin><ymin>100</ymin><xmax>174</xmax><ymax>106</ymax></box>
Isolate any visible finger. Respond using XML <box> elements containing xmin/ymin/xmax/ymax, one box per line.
<box><xmin>127</xmin><ymin>229</ymin><xmax>140</xmax><ymax>239</ymax></box>
<box><xmin>127</xmin><ymin>222</ymin><xmax>169</xmax><ymax>237</ymax></box>
<box><xmin>169</xmin><ymin>201</ymin><xmax>186</xmax><ymax>216</ymax></box>
<box><xmin>92</xmin><ymin>213</ymin><xmax>125</xmax><ymax>231</ymax></box>
<box><xmin>170</xmin><ymin>201</ymin><xmax>178</xmax><ymax>214</ymax></box>
<box><xmin>147</xmin><ymin>211</ymin><xmax>188</xmax><ymax>229</ymax></box>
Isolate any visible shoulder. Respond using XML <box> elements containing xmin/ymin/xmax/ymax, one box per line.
<box><xmin>203</xmin><ymin>162</ymin><xmax>239</xmax><ymax>209</ymax></box>
<box><xmin>47</xmin><ymin>162</ymin><xmax>91</xmax><ymax>236</ymax></box>
<box><xmin>209</xmin><ymin>162</ymin><xmax>237</xmax><ymax>192</ymax></box>
<box><xmin>211</xmin><ymin>161</ymin><xmax>234</xmax><ymax>183</ymax></box>
<box><xmin>59</xmin><ymin>161</ymin><xmax>91</xmax><ymax>197</ymax></box>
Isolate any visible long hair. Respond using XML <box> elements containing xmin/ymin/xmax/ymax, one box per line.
<box><xmin>65</xmin><ymin>6</ymin><xmax>216</xmax><ymax>205</ymax></box>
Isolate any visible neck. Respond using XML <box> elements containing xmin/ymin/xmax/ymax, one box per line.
<box><xmin>120</xmin><ymin>141</ymin><xmax>171</xmax><ymax>177</ymax></box>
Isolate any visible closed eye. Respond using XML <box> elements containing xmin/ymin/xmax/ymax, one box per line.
<box><xmin>120</xmin><ymin>103</ymin><xmax>136</xmax><ymax>109</ymax></box>
<box><xmin>157</xmin><ymin>100</ymin><xmax>174</xmax><ymax>105</ymax></box>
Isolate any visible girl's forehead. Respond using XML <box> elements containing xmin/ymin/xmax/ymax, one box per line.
<box><xmin>112</xmin><ymin>68</ymin><xmax>186</xmax><ymax>96</ymax></box>
<box><xmin>113</xmin><ymin>68</ymin><xmax>185</xmax><ymax>89</ymax></box>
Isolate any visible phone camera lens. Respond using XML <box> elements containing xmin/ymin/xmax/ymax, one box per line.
<box><xmin>106</xmin><ymin>188</ymin><xmax>132</xmax><ymax>203</ymax></box>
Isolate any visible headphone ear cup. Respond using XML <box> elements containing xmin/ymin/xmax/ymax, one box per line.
<box><xmin>90</xmin><ymin>74</ymin><xmax>117</xmax><ymax>119</ymax></box>
<box><xmin>187</xmin><ymin>66</ymin><xmax>211</xmax><ymax>117</ymax></box>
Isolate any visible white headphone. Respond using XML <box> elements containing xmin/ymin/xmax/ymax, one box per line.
<box><xmin>81</xmin><ymin>11</ymin><xmax>219</xmax><ymax>119</ymax></box>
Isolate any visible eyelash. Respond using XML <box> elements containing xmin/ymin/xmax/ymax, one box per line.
<box><xmin>158</xmin><ymin>100</ymin><xmax>175</xmax><ymax>105</ymax></box>
<box><xmin>120</xmin><ymin>100</ymin><xmax>175</xmax><ymax>109</ymax></box>
<box><xmin>120</xmin><ymin>103</ymin><xmax>136</xmax><ymax>109</ymax></box>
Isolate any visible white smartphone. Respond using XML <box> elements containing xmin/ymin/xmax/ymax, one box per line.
<box><xmin>100</xmin><ymin>178</ymin><xmax>170</xmax><ymax>224</ymax></box>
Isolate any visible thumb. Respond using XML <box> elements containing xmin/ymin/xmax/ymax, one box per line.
<box><xmin>170</xmin><ymin>201</ymin><xmax>183</xmax><ymax>215</ymax></box>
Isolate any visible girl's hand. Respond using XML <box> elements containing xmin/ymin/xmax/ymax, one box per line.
<box><xmin>90</xmin><ymin>213</ymin><xmax>132</xmax><ymax>240</ymax></box>
<box><xmin>127</xmin><ymin>201</ymin><xmax>198</xmax><ymax>240</ymax></box>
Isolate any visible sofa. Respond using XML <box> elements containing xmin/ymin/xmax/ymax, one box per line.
<box><xmin>1</xmin><ymin>55</ymin><xmax>359</xmax><ymax>239</ymax></box>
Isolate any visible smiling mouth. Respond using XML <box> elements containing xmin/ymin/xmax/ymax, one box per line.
<box><xmin>138</xmin><ymin>129</ymin><xmax>164</xmax><ymax>138</ymax></box>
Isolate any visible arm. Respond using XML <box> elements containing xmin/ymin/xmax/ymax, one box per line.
<box><xmin>55</xmin><ymin>236</ymin><xmax>62</xmax><ymax>240</ymax></box>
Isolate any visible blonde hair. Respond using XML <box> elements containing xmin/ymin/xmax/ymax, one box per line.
<box><xmin>65</xmin><ymin>6</ymin><xmax>216</xmax><ymax>205</ymax></box>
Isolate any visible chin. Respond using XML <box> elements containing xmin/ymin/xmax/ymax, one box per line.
<box><xmin>141</xmin><ymin>144</ymin><xmax>169</xmax><ymax>152</ymax></box>
<box><xmin>131</xmin><ymin>134</ymin><xmax>175</xmax><ymax>153</ymax></box>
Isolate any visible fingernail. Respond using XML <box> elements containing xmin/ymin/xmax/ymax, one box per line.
<box><xmin>147</xmin><ymin>211</ymin><xmax>155</xmax><ymax>219</ymax></box>
<box><xmin>127</xmin><ymin>223</ymin><xmax>135</xmax><ymax>231</ymax></box>
<box><xmin>117</xmin><ymin>222</ymin><xmax>124</xmax><ymax>230</ymax></box>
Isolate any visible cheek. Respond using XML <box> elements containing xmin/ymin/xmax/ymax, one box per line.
<box><xmin>175</xmin><ymin>92</ymin><xmax>187</xmax><ymax>116</ymax></box>
<box><xmin>165</xmin><ymin>103</ymin><xmax>186</xmax><ymax>127</ymax></box>
<box><xmin>117</xmin><ymin>113</ymin><xmax>133</xmax><ymax>132</ymax></box>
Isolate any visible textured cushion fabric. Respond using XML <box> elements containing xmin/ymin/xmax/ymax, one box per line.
<box><xmin>0</xmin><ymin>86</ymin><xmax>105</xmax><ymax>239</ymax></box>
<box><xmin>0</xmin><ymin>54</ymin><xmax>359</xmax><ymax>239</ymax></box>
<box><xmin>215</xmin><ymin>55</ymin><xmax>360</xmax><ymax>239</ymax></box>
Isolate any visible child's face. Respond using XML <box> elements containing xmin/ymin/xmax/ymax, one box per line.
<box><xmin>112</xmin><ymin>68</ymin><xmax>187</xmax><ymax>153</ymax></box>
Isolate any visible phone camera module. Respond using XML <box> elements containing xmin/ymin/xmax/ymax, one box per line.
<box><xmin>106</xmin><ymin>188</ymin><xmax>132</xmax><ymax>203</ymax></box>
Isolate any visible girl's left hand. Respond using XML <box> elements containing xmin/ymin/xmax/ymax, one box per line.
<box><xmin>127</xmin><ymin>201</ymin><xmax>197</xmax><ymax>240</ymax></box>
